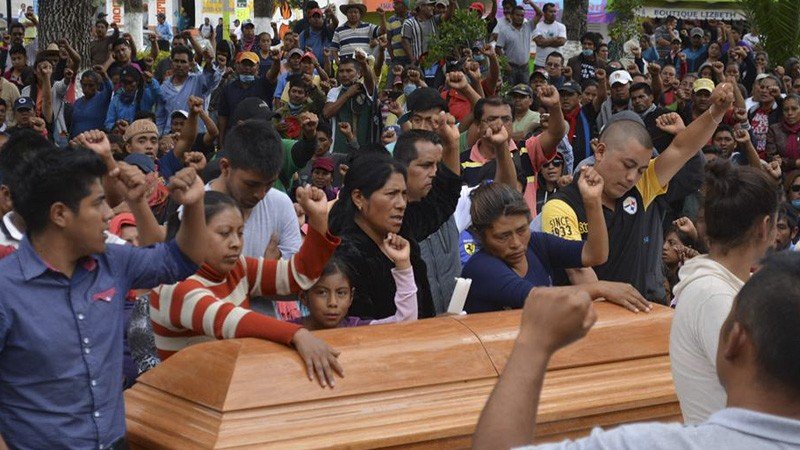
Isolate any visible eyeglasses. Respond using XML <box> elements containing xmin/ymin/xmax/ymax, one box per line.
<box><xmin>791</xmin><ymin>184</ymin><xmax>800</xmax><ymax>192</ymax></box>
<box><xmin>481</xmin><ymin>115</ymin><xmax>513</xmax><ymax>125</ymax></box>
<box><xmin>542</xmin><ymin>159</ymin><xmax>564</xmax><ymax>168</ymax></box>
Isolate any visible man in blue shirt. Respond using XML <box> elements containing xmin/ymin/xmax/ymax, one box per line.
<box><xmin>155</xmin><ymin>12</ymin><xmax>174</xmax><ymax>51</ymax></box>
<box><xmin>472</xmin><ymin>252</ymin><xmax>800</xmax><ymax>450</ymax></box>
<box><xmin>156</xmin><ymin>45</ymin><xmax>221</xmax><ymax>134</ymax></box>
<box><xmin>0</xmin><ymin>132</ymin><xmax>207</xmax><ymax>449</ymax></box>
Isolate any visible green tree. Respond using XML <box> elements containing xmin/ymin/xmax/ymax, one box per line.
<box><xmin>737</xmin><ymin>0</ymin><xmax>800</xmax><ymax>66</ymax></box>
<box><xmin>424</xmin><ymin>9</ymin><xmax>487</xmax><ymax>67</ymax></box>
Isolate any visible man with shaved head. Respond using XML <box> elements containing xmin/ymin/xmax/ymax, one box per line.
<box><xmin>540</xmin><ymin>82</ymin><xmax>735</xmax><ymax>298</ymax></box>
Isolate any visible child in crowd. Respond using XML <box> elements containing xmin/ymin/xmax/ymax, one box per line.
<box><xmin>309</xmin><ymin>156</ymin><xmax>338</xmax><ymax>201</ymax></box>
<box><xmin>661</xmin><ymin>224</ymin><xmax>699</xmax><ymax>302</ymax></box>
<box><xmin>296</xmin><ymin>234</ymin><xmax>418</xmax><ymax>329</ymax></box>
<box><xmin>149</xmin><ymin>187</ymin><xmax>343</xmax><ymax>387</ymax></box>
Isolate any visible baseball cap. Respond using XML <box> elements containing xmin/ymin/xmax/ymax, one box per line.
<box><xmin>171</xmin><ymin>110</ymin><xmax>189</xmax><ymax>120</ymax></box>
<box><xmin>312</xmin><ymin>157</ymin><xmax>335</xmax><ymax>172</ymax></box>
<box><xmin>468</xmin><ymin>2</ymin><xmax>485</xmax><ymax>14</ymax></box>
<box><xmin>530</xmin><ymin>68</ymin><xmax>549</xmax><ymax>82</ymax></box>
<box><xmin>558</xmin><ymin>81</ymin><xmax>582</xmax><ymax>95</ymax></box>
<box><xmin>416</xmin><ymin>0</ymin><xmax>434</xmax><ymax>5</ymax></box>
<box><xmin>13</xmin><ymin>97</ymin><xmax>33</xmax><ymax>111</ymax></box>
<box><xmin>109</xmin><ymin>213</ymin><xmax>136</xmax><ymax>236</ymax></box>
<box><xmin>124</xmin><ymin>153</ymin><xmax>156</xmax><ymax>174</ymax></box>
<box><xmin>690</xmin><ymin>27</ymin><xmax>704</xmax><ymax>38</ymax></box>
<box><xmin>509</xmin><ymin>84</ymin><xmax>533</xmax><ymax>97</ymax></box>
<box><xmin>398</xmin><ymin>87</ymin><xmax>448</xmax><ymax>124</ymax></box>
<box><xmin>609</xmin><ymin>70</ymin><xmax>633</xmax><ymax>86</ymax></box>
<box><xmin>123</xmin><ymin>119</ymin><xmax>159</xmax><ymax>142</ymax></box>
<box><xmin>286</xmin><ymin>48</ymin><xmax>304</xmax><ymax>59</ymax></box>
<box><xmin>693</xmin><ymin>78</ymin><xmax>715</xmax><ymax>93</ymax></box>
<box><xmin>309</xmin><ymin>8</ymin><xmax>324</xmax><ymax>16</ymax></box>
<box><xmin>435</xmin><ymin>0</ymin><xmax>448</xmax><ymax>5</ymax></box>
<box><xmin>231</xmin><ymin>97</ymin><xmax>280</xmax><ymax>124</ymax></box>
<box><xmin>119</xmin><ymin>65</ymin><xmax>142</xmax><ymax>81</ymax></box>
<box><xmin>301</xmin><ymin>51</ymin><xmax>317</xmax><ymax>62</ymax></box>
<box><xmin>237</xmin><ymin>51</ymin><xmax>259</xmax><ymax>65</ymax></box>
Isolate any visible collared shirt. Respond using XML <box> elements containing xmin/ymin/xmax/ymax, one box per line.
<box><xmin>156</xmin><ymin>22</ymin><xmax>174</xmax><ymax>43</ymax></box>
<box><xmin>387</xmin><ymin>14</ymin><xmax>411</xmax><ymax>62</ymax></box>
<box><xmin>517</xmin><ymin>408</ymin><xmax>800</xmax><ymax>449</ymax></box>
<box><xmin>155</xmin><ymin>66</ymin><xmax>221</xmax><ymax>133</ymax></box>
<box><xmin>497</xmin><ymin>19</ymin><xmax>536</xmax><ymax>66</ymax></box>
<box><xmin>331</xmin><ymin>22</ymin><xmax>379</xmax><ymax>58</ymax></box>
<box><xmin>0</xmin><ymin>238</ymin><xmax>198</xmax><ymax>449</ymax></box>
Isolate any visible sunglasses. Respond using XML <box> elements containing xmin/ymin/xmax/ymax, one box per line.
<box><xmin>542</xmin><ymin>159</ymin><xmax>564</xmax><ymax>168</ymax></box>
<box><xmin>791</xmin><ymin>184</ymin><xmax>800</xmax><ymax>192</ymax></box>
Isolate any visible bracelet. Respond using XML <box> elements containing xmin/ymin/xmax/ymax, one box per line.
<box><xmin>708</xmin><ymin>110</ymin><xmax>723</xmax><ymax>124</ymax></box>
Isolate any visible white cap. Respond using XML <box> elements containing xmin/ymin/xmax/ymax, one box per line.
<box><xmin>609</xmin><ymin>70</ymin><xmax>633</xmax><ymax>86</ymax></box>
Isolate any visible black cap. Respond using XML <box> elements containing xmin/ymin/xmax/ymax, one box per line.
<box><xmin>398</xmin><ymin>87</ymin><xmax>448</xmax><ymax>124</ymax></box>
<box><xmin>13</xmin><ymin>97</ymin><xmax>33</xmax><ymax>111</ymax></box>
<box><xmin>119</xmin><ymin>65</ymin><xmax>142</xmax><ymax>82</ymax></box>
<box><xmin>231</xmin><ymin>97</ymin><xmax>280</xmax><ymax>124</ymax></box>
<box><xmin>558</xmin><ymin>81</ymin><xmax>582</xmax><ymax>95</ymax></box>
<box><xmin>124</xmin><ymin>153</ymin><xmax>156</xmax><ymax>174</ymax></box>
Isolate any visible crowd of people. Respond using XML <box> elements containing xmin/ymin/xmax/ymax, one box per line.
<box><xmin>0</xmin><ymin>1</ymin><xmax>798</xmax><ymax>448</ymax></box>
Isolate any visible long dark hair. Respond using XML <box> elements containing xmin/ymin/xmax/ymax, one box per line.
<box><xmin>329</xmin><ymin>152</ymin><xmax>407</xmax><ymax>235</ymax></box>
<box><xmin>166</xmin><ymin>191</ymin><xmax>241</xmax><ymax>240</ymax></box>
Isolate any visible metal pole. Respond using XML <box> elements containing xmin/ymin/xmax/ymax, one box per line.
<box><xmin>6</xmin><ymin>0</ymin><xmax>11</xmax><ymax>30</ymax></box>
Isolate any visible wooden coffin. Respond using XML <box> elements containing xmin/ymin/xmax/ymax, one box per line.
<box><xmin>125</xmin><ymin>302</ymin><xmax>679</xmax><ymax>449</ymax></box>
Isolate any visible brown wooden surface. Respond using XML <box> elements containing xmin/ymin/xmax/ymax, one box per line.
<box><xmin>126</xmin><ymin>303</ymin><xmax>679</xmax><ymax>449</ymax></box>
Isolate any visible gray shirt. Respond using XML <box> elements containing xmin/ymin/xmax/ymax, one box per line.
<box><xmin>419</xmin><ymin>216</ymin><xmax>460</xmax><ymax>314</ymax></box>
<box><xmin>496</xmin><ymin>20</ymin><xmax>536</xmax><ymax>66</ymax></box>
<box><xmin>517</xmin><ymin>408</ymin><xmax>800</xmax><ymax>450</ymax></box>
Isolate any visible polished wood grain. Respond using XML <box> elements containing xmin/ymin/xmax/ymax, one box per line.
<box><xmin>126</xmin><ymin>303</ymin><xmax>680</xmax><ymax>449</ymax></box>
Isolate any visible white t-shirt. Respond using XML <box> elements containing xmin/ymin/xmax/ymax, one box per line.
<box><xmin>669</xmin><ymin>256</ymin><xmax>745</xmax><ymax>424</ymax></box>
<box><xmin>533</xmin><ymin>20</ymin><xmax>567</xmax><ymax>66</ymax></box>
<box><xmin>202</xmin><ymin>184</ymin><xmax>301</xmax><ymax>260</ymax></box>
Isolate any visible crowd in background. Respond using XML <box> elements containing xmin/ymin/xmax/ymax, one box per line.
<box><xmin>0</xmin><ymin>2</ymin><xmax>798</xmax><ymax>449</ymax></box>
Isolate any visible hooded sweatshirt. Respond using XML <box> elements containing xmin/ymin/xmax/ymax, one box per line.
<box><xmin>669</xmin><ymin>255</ymin><xmax>746</xmax><ymax>425</ymax></box>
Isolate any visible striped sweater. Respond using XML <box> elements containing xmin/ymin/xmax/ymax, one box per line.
<box><xmin>150</xmin><ymin>228</ymin><xmax>340</xmax><ymax>360</ymax></box>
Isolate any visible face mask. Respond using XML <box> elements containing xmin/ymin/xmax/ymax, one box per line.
<box><xmin>403</xmin><ymin>84</ymin><xmax>417</xmax><ymax>97</ymax></box>
<box><xmin>239</xmin><ymin>74</ymin><xmax>255</xmax><ymax>83</ymax></box>
<box><xmin>582</xmin><ymin>49</ymin><xmax>594</xmax><ymax>57</ymax></box>
<box><xmin>473</xmin><ymin>54</ymin><xmax>486</xmax><ymax>62</ymax></box>
<box><xmin>792</xmin><ymin>199</ymin><xmax>800</xmax><ymax>209</ymax></box>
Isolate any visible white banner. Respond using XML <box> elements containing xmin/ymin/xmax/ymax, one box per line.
<box><xmin>637</xmin><ymin>6</ymin><xmax>745</xmax><ymax>21</ymax></box>
<box><xmin>106</xmin><ymin>0</ymin><xmax>125</xmax><ymax>28</ymax></box>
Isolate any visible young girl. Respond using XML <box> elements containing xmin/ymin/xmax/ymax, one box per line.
<box><xmin>671</xmin><ymin>160</ymin><xmax>779</xmax><ymax>423</ymax></box>
<box><xmin>297</xmin><ymin>233</ymin><xmax>418</xmax><ymax>330</ymax></box>
<box><xmin>662</xmin><ymin>224</ymin><xmax>699</xmax><ymax>303</ymax></box>
<box><xmin>149</xmin><ymin>187</ymin><xmax>344</xmax><ymax>388</ymax></box>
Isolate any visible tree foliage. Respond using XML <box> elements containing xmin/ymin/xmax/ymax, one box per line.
<box><xmin>424</xmin><ymin>9</ymin><xmax>488</xmax><ymax>67</ymax></box>
<box><xmin>737</xmin><ymin>0</ymin><xmax>800</xmax><ymax>66</ymax></box>
<box><xmin>607</xmin><ymin>0</ymin><xmax>643</xmax><ymax>44</ymax></box>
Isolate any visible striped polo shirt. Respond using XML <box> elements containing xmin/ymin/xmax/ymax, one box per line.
<box><xmin>332</xmin><ymin>22</ymin><xmax>379</xmax><ymax>57</ymax></box>
<box><xmin>388</xmin><ymin>14</ymin><xmax>410</xmax><ymax>62</ymax></box>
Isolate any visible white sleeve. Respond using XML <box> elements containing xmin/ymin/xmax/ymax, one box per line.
<box><xmin>558</xmin><ymin>22</ymin><xmax>567</xmax><ymax>38</ymax></box>
<box><xmin>326</xmin><ymin>86</ymin><xmax>340</xmax><ymax>103</ymax></box>
<box><xmin>271</xmin><ymin>191</ymin><xmax>302</xmax><ymax>259</ymax></box>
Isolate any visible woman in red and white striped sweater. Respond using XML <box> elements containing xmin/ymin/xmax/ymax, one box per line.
<box><xmin>150</xmin><ymin>187</ymin><xmax>344</xmax><ymax>388</ymax></box>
